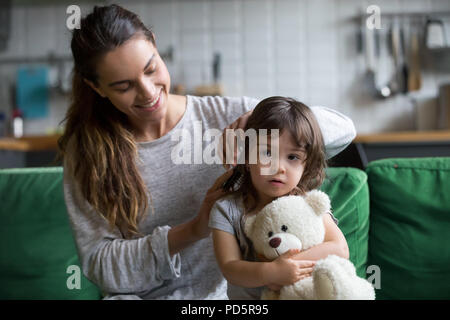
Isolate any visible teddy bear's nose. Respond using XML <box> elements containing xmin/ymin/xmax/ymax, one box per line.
<box><xmin>269</xmin><ymin>237</ymin><xmax>281</xmax><ymax>248</ymax></box>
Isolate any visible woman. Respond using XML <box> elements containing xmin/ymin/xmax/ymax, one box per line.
<box><xmin>58</xmin><ymin>4</ymin><xmax>356</xmax><ymax>300</ymax></box>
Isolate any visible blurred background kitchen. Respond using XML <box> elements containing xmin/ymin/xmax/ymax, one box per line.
<box><xmin>0</xmin><ymin>0</ymin><xmax>449</xmax><ymax>168</ymax></box>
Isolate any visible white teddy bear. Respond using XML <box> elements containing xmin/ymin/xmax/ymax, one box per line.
<box><xmin>244</xmin><ymin>190</ymin><xmax>375</xmax><ymax>300</ymax></box>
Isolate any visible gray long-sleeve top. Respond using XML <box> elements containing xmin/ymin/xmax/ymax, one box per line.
<box><xmin>63</xmin><ymin>95</ymin><xmax>356</xmax><ymax>299</ymax></box>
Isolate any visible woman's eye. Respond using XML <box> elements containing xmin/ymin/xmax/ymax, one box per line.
<box><xmin>145</xmin><ymin>66</ymin><xmax>156</xmax><ymax>75</ymax></box>
<box><xmin>117</xmin><ymin>87</ymin><xmax>130</xmax><ymax>93</ymax></box>
<box><xmin>281</xmin><ymin>225</ymin><xmax>288</xmax><ymax>232</ymax></box>
<box><xmin>268</xmin><ymin>231</ymin><xmax>273</xmax><ymax>238</ymax></box>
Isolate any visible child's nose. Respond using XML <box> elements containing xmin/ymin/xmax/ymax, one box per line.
<box><xmin>276</xmin><ymin>160</ymin><xmax>286</xmax><ymax>174</ymax></box>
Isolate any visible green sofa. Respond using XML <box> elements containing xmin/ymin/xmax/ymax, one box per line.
<box><xmin>1</xmin><ymin>157</ymin><xmax>449</xmax><ymax>300</ymax></box>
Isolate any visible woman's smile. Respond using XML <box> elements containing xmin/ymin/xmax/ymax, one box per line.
<box><xmin>135</xmin><ymin>90</ymin><xmax>162</xmax><ymax>111</ymax></box>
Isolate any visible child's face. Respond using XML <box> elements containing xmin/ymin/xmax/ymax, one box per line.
<box><xmin>248</xmin><ymin>130</ymin><xmax>306</xmax><ymax>206</ymax></box>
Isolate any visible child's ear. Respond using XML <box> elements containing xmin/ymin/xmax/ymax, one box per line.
<box><xmin>244</xmin><ymin>214</ymin><xmax>257</xmax><ymax>238</ymax></box>
<box><xmin>304</xmin><ymin>190</ymin><xmax>331</xmax><ymax>215</ymax></box>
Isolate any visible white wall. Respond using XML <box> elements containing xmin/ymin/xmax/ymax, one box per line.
<box><xmin>1</xmin><ymin>0</ymin><xmax>450</xmax><ymax>135</ymax></box>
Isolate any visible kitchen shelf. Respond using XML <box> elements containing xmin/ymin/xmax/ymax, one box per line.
<box><xmin>354</xmin><ymin>11</ymin><xmax>450</xmax><ymax>20</ymax></box>
<box><xmin>0</xmin><ymin>54</ymin><xmax>73</xmax><ymax>65</ymax></box>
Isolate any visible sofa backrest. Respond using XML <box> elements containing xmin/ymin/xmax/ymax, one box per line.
<box><xmin>0</xmin><ymin>166</ymin><xmax>371</xmax><ymax>300</ymax></box>
<box><xmin>366</xmin><ymin>157</ymin><xmax>450</xmax><ymax>299</ymax></box>
<box><xmin>0</xmin><ymin>167</ymin><xmax>101</xmax><ymax>300</ymax></box>
<box><xmin>321</xmin><ymin>167</ymin><xmax>370</xmax><ymax>279</ymax></box>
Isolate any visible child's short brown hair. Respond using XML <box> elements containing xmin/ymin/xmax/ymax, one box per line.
<box><xmin>227</xmin><ymin>96</ymin><xmax>327</xmax><ymax>213</ymax></box>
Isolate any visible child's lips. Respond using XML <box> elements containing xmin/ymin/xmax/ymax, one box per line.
<box><xmin>269</xmin><ymin>179</ymin><xmax>284</xmax><ymax>186</ymax></box>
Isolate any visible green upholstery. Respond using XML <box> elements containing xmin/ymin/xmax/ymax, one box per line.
<box><xmin>3</xmin><ymin>159</ymin><xmax>448</xmax><ymax>300</ymax></box>
<box><xmin>366</xmin><ymin>158</ymin><xmax>450</xmax><ymax>299</ymax></box>
<box><xmin>321</xmin><ymin>167</ymin><xmax>370</xmax><ymax>278</ymax></box>
<box><xmin>0</xmin><ymin>167</ymin><xmax>101</xmax><ymax>300</ymax></box>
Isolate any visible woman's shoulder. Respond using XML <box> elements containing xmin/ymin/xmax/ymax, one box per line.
<box><xmin>189</xmin><ymin>95</ymin><xmax>259</xmax><ymax>107</ymax></box>
<box><xmin>188</xmin><ymin>95</ymin><xmax>259</xmax><ymax>121</ymax></box>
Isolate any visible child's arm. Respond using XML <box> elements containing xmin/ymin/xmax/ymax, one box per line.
<box><xmin>212</xmin><ymin>229</ymin><xmax>315</xmax><ymax>288</ymax></box>
<box><xmin>292</xmin><ymin>214</ymin><xmax>350</xmax><ymax>261</ymax></box>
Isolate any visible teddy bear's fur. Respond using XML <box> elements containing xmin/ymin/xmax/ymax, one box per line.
<box><xmin>244</xmin><ymin>190</ymin><xmax>375</xmax><ymax>300</ymax></box>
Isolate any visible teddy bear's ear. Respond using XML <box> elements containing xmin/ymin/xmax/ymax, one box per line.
<box><xmin>304</xmin><ymin>190</ymin><xmax>331</xmax><ymax>216</ymax></box>
<box><xmin>244</xmin><ymin>214</ymin><xmax>257</xmax><ymax>238</ymax></box>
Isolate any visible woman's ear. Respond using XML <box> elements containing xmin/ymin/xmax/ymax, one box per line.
<box><xmin>83</xmin><ymin>78</ymin><xmax>107</xmax><ymax>98</ymax></box>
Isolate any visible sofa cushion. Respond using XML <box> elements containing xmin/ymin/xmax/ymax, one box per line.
<box><xmin>366</xmin><ymin>157</ymin><xmax>450</xmax><ymax>299</ymax></box>
<box><xmin>0</xmin><ymin>167</ymin><xmax>101</xmax><ymax>300</ymax></box>
<box><xmin>320</xmin><ymin>167</ymin><xmax>370</xmax><ymax>279</ymax></box>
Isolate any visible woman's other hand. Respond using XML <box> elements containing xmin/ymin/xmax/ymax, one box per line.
<box><xmin>219</xmin><ymin>110</ymin><xmax>253</xmax><ymax>170</ymax></box>
<box><xmin>192</xmin><ymin>169</ymin><xmax>235</xmax><ymax>239</ymax></box>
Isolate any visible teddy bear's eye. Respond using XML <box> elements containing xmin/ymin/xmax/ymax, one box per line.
<box><xmin>281</xmin><ymin>225</ymin><xmax>288</xmax><ymax>232</ymax></box>
<box><xmin>268</xmin><ymin>231</ymin><xmax>273</xmax><ymax>238</ymax></box>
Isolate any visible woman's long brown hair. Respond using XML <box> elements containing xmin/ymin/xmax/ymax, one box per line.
<box><xmin>224</xmin><ymin>96</ymin><xmax>327</xmax><ymax>214</ymax></box>
<box><xmin>57</xmin><ymin>5</ymin><xmax>155</xmax><ymax>238</ymax></box>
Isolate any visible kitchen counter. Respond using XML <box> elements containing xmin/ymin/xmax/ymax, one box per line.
<box><xmin>354</xmin><ymin>130</ymin><xmax>450</xmax><ymax>143</ymax></box>
<box><xmin>0</xmin><ymin>134</ymin><xmax>61</xmax><ymax>151</ymax></box>
<box><xmin>331</xmin><ymin>130</ymin><xmax>450</xmax><ymax>169</ymax></box>
<box><xmin>0</xmin><ymin>134</ymin><xmax>61</xmax><ymax>169</ymax></box>
<box><xmin>2</xmin><ymin>131</ymin><xmax>450</xmax><ymax>169</ymax></box>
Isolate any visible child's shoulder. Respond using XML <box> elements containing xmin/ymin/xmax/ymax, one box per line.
<box><xmin>214</xmin><ymin>193</ymin><xmax>244</xmax><ymax>212</ymax></box>
<box><xmin>215</xmin><ymin>193</ymin><xmax>242</xmax><ymax>205</ymax></box>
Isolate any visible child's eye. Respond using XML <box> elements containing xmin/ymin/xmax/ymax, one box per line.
<box><xmin>288</xmin><ymin>154</ymin><xmax>300</xmax><ymax>161</ymax></box>
<box><xmin>260</xmin><ymin>149</ymin><xmax>271</xmax><ymax>157</ymax></box>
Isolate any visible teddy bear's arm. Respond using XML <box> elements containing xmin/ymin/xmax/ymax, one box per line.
<box><xmin>291</xmin><ymin>214</ymin><xmax>349</xmax><ymax>261</ymax></box>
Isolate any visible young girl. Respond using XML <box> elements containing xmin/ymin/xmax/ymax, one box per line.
<box><xmin>208</xmin><ymin>96</ymin><xmax>349</xmax><ymax>300</ymax></box>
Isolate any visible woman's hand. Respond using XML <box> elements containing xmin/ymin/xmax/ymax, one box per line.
<box><xmin>168</xmin><ymin>169</ymin><xmax>234</xmax><ymax>256</ymax></box>
<box><xmin>269</xmin><ymin>249</ymin><xmax>315</xmax><ymax>286</ymax></box>
<box><xmin>220</xmin><ymin>110</ymin><xmax>253</xmax><ymax>170</ymax></box>
<box><xmin>191</xmin><ymin>169</ymin><xmax>235</xmax><ymax>239</ymax></box>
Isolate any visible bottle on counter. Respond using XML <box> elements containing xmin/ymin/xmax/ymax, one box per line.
<box><xmin>12</xmin><ymin>108</ymin><xmax>23</xmax><ymax>138</ymax></box>
<box><xmin>0</xmin><ymin>111</ymin><xmax>6</xmax><ymax>138</ymax></box>
<box><xmin>0</xmin><ymin>112</ymin><xmax>6</xmax><ymax>137</ymax></box>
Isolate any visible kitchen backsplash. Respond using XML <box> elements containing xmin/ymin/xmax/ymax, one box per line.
<box><xmin>0</xmin><ymin>0</ymin><xmax>449</xmax><ymax>135</ymax></box>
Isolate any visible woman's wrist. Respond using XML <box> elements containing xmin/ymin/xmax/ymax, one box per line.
<box><xmin>167</xmin><ymin>219</ymin><xmax>201</xmax><ymax>256</ymax></box>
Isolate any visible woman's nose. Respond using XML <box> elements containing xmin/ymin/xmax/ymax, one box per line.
<box><xmin>138</xmin><ymin>78</ymin><xmax>157</xmax><ymax>100</ymax></box>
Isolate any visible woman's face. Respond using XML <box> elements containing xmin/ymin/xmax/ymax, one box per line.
<box><xmin>87</xmin><ymin>37</ymin><xmax>171</xmax><ymax>128</ymax></box>
<box><xmin>249</xmin><ymin>130</ymin><xmax>306</xmax><ymax>206</ymax></box>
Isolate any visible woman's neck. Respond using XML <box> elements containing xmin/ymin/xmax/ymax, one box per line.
<box><xmin>133</xmin><ymin>94</ymin><xmax>186</xmax><ymax>142</ymax></box>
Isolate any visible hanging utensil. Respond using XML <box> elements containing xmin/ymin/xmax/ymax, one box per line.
<box><xmin>399</xmin><ymin>21</ymin><xmax>409</xmax><ymax>94</ymax></box>
<box><xmin>408</xmin><ymin>25</ymin><xmax>421</xmax><ymax>92</ymax></box>
<box><xmin>363</xmin><ymin>21</ymin><xmax>393</xmax><ymax>98</ymax></box>
<box><xmin>425</xmin><ymin>18</ymin><xmax>447</xmax><ymax>49</ymax></box>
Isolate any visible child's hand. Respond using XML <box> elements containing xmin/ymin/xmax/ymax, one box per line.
<box><xmin>270</xmin><ymin>249</ymin><xmax>315</xmax><ymax>286</ymax></box>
